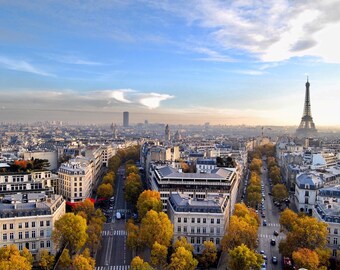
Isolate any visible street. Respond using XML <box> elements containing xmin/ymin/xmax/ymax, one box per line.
<box><xmin>95</xmin><ymin>166</ymin><xmax>133</xmax><ymax>270</ymax></box>
<box><xmin>258</xmin><ymin>159</ymin><xmax>285</xmax><ymax>270</ymax></box>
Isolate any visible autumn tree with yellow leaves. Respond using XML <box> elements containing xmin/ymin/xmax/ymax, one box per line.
<box><xmin>136</xmin><ymin>190</ymin><xmax>163</xmax><ymax>219</ymax></box>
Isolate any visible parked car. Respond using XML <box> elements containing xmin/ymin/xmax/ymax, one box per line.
<box><xmin>273</xmin><ymin>230</ymin><xmax>279</xmax><ymax>236</ymax></box>
<box><xmin>261</xmin><ymin>213</ymin><xmax>266</xmax><ymax>218</ymax></box>
<box><xmin>261</xmin><ymin>263</ymin><xmax>266</xmax><ymax>270</ymax></box>
<box><xmin>263</xmin><ymin>220</ymin><xmax>267</xmax><ymax>226</ymax></box>
<box><xmin>270</xmin><ymin>239</ymin><xmax>276</xmax><ymax>246</ymax></box>
<box><xmin>116</xmin><ymin>212</ymin><xmax>121</xmax><ymax>219</ymax></box>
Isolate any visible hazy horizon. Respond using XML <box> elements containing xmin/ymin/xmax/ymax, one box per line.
<box><xmin>1</xmin><ymin>1</ymin><xmax>340</xmax><ymax>126</ymax></box>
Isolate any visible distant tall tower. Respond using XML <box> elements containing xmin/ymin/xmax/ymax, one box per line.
<box><xmin>296</xmin><ymin>78</ymin><xmax>317</xmax><ymax>137</ymax></box>
<box><xmin>165</xmin><ymin>124</ymin><xmax>170</xmax><ymax>143</ymax></box>
<box><xmin>123</xmin><ymin>112</ymin><xmax>129</xmax><ymax>127</ymax></box>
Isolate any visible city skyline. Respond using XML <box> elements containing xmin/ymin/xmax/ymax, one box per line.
<box><xmin>1</xmin><ymin>1</ymin><xmax>340</xmax><ymax>126</ymax></box>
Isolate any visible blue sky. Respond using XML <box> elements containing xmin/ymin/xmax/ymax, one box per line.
<box><xmin>1</xmin><ymin>0</ymin><xmax>340</xmax><ymax>126</ymax></box>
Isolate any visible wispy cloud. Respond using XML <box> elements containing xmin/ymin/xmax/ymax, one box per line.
<box><xmin>234</xmin><ymin>69</ymin><xmax>265</xmax><ymax>76</ymax></box>
<box><xmin>45</xmin><ymin>54</ymin><xmax>103</xmax><ymax>66</ymax></box>
<box><xmin>0</xmin><ymin>55</ymin><xmax>54</xmax><ymax>77</ymax></box>
<box><xmin>192</xmin><ymin>47</ymin><xmax>234</xmax><ymax>62</ymax></box>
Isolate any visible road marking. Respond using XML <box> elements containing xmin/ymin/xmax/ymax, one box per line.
<box><xmin>102</xmin><ymin>230</ymin><xmax>127</xmax><ymax>236</ymax></box>
<box><xmin>95</xmin><ymin>266</ymin><xmax>130</xmax><ymax>270</ymax></box>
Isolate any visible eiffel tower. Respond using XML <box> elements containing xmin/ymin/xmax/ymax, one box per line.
<box><xmin>296</xmin><ymin>77</ymin><xmax>317</xmax><ymax>137</ymax></box>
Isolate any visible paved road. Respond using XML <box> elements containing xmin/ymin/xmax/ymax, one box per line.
<box><xmin>96</xmin><ymin>166</ymin><xmax>133</xmax><ymax>269</ymax></box>
<box><xmin>258</xmin><ymin>159</ymin><xmax>285</xmax><ymax>270</ymax></box>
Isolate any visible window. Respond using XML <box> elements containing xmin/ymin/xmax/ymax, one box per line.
<box><xmin>211</xmin><ymin>219</ymin><xmax>214</xmax><ymax>224</ymax></box>
<box><xmin>191</xmin><ymin>237</ymin><xmax>195</xmax><ymax>244</ymax></box>
<box><xmin>210</xmin><ymin>238</ymin><xmax>214</xmax><ymax>243</ymax></box>
<box><xmin>10</xmin><ymin>233</ymin><xmax>14</xmax><ymax>240</ymax></box>
<box><xmin>40</xmin><ymin>221</ymin><xmax>44</xmax><ymax>227</ymax></box>
<box><xmin>197</xmin><ymin>238</ymin><xmax>201</xmax><ymax>244</ymax></box>
<box><xmin>46</xmin><ymin>221</ymin><xmax>50</xmax><ymax>227</ymax></box>
<box><xmin>216</xmin><ymin>238</ymin><xmax>220</xmax><ymax>245</ymax></box>
<box><xmin>305</xmin><ymin>190</ymin><xmax>309</xmax><ymax>196</ymax></box>
<box><xmin>46</xmin><ymin>240</ymin><xmax>51</xmax><ymax>248</ymax></box>
<box><xmin>25</xmin><ymin>231</ymin><xmax>29</xmax><ymax>239</ymax></box>
<box><xmin>217</xmin><ymin>219</ymin><xmax>220</xmax><ymax>224</ymax></box>
<box><xmin>177</xmin><ymin>226</ymin><xmax>181</xmax><ymax>233</ymax></box>
<box><xmin>32</xmin><ymin>231</ymin><xmax>36</xmax><ymax>238</ymax></box>
<box><xmin>197</xmin><ymin>218</ymin><xmax>201</xmax><ymax>223</ymax></box>
<box><xmin>3</xmin><ymin>224</ymin><xmax>6</xmax><ymax>230</ymax></box>
<box><xmin>191</xmin><ymin>218</ymin><xmax>195</xmax><ymax>223</ymax></box>
<box><xmin>18</xmin><ymin>243</ymin><xmax>23</xmax><ymax>251</ymax></box>
<box><xmin>333</xmin><ymin>249</ymin><xmax>337</xmax><ymax>257</ymax></box>
<box><xmin>334</xmin><ymin>238</ymin><xmax>338</xmax><ymax>245</ymax></box>
<box><xmin>305</xmin><ymin>197</ymin><xmax>309</xmax><ymax>204</ymax></box>
<box><xmin>184</xmin><ymin>218</ymin><xmax>187</xmax><ymax>223</ymax></box>
<box><xmin>40</xmin><ymin>230</ymin><xmax>44</xmax><ymax>237</ymax></box>
<box><xmin>335</xmin><ymin>229</ymin><xmax>338</xmax><ymax>235</ymax></box>
<box><xmin>203</xmin><ymin>218</ymin><xmax>206</xmax><ymax>224</ymax></box>
<box><xmin>3</xmin><ymin>233</ymin><xmax>7</xmax><ymax>241</ymax></box>
<box><xmin>183</xmin><ymin>226</ymin><xmax>187</xmax><ymax>233</ymax></box>
<box><xmin>32</xmin><ymin>222</ymin><xmax>35</xmax><ymax>228</ymax></box>
<box><xmin>217</xmin><ymin>228</ymin><xmax>220</xmax><ymax>235</ymax></box>
<box><xmin>25</xmin><ymin>222</ymin><xmax>29</xmax><ymax>228</ymax></box>
<box><xmin>203</xmin><ymin>227</ymin><xmax>206</xmax><ymax>234</ymax></box>
<box><xmin>197</xmin><ymin>227</ymin><xmax>201</xmax><ymax>234</ymax></box>
<box><xmin>191</xmin><ymin>227</ymin><xmax>195</xmax><ymax>233</ymax></box>
<box><xmin>178</xmin><ymin>217</ymin><xmax>181</xmax><ymax>223</ymax></box>
<box><xmin>32</xmin><ymin>242</ymin><xmax>36</xmax><ymax>250</ymax></box>
<box><xmin>19</xmin><ymin>232</ymin><xmax>22</xmax><ymax>239</ymax></box>
<box><xmin>18</xmin><ymin>223</ymin><xmax>22</xmax><ymax>229</ymax></box>
<box><xmin>210</xmin><ymin>227</ymin><xmax>214</xmax><ymax>234</ymax></box>
<box><xmin>40</xmin><ymin>241</ymin><xmax>44</xmax><ymax>248</ymax></box>
<box><xmin>9</xmin><ymin>224</ymin><xmax>13</xmax><ymax>230</ymax></box>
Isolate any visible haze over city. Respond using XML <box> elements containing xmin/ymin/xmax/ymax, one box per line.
<box><xmin>1</xmin><ymin>1</ymin><xmax>340</xmax><ymax>127</ymax></box>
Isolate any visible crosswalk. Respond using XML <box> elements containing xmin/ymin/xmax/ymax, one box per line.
<box><xmin>115</xmin><ymin>209</ymin><xmax>128</xmax><ymax>213</ymax></box>
<box><xmin>101</xmin><ymin>230</ymin><xmax>127</xmax><ymax>236</ymax></box>
<box><xmin>265</xmin><ymin>223</ymin><xmax>280</xmax><ymax>227</ymax></box>
<box><xmin>259</xmin><ymin>234</ymin><xmax>285</xmax><ymax>240</ymax></box>
<box><xmin>95</xmin><ymin>266</ymin><xmax>130</xmax><ymax>270</ymax></box>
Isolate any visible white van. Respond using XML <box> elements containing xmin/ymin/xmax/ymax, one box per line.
<box><xmin>116</xmin><ymin>212</ymin><xmax>121</xmax><ymax>219</ymax></box>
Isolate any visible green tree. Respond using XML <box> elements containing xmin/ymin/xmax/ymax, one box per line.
<box><xmin>227</xmin><ymin>244</ymin><xmax>263</xmax><ymax>270</ymax></box>
<box><xmin>199</xmin><ymin>241</ymin><xmax>217</xmax><ymax>269</ymax></box>
<box><xmin>37</xmin><ymin>249</ymin><xmax>55</xmax><ymax>270</ymax></box>
<box><xmin>139</xmin><ymin>210</ymin><xmax>174</xmax><ymax>248</ymax></box>
<box><xmin>58</xmin><ymin>249</ymin><xmax>72</xmax><ymax>269</ymax></box>
<box><xmin>125</xmin><ymin>173</ymin><xmax>143</xmax><ymax>205</ymax></box>
<box><xmin>0</xmin><ymin>245</ymin><xmax>32</xmax><ymax>270</ymax></box>
<box><xmin>52</xmin><ymin>213</ymin><xmax>88</xmax><ymax>253</ymax></box>
<box><xmin>151</xmin><ymin>241</ymin><xmax>168</xmax><ymax>269</ymax></box>
<box><xmin>97</xmin><ymin>183</ymin><xmax>114</xmax><ymax>199</ymax></box>
<box><xmin>130</xmin><ymin>256</ymin><xmax>154</xmax><ymax>270</ymax></box>
<box><xmin>247</xmin><ymin>191</ymin><xmax>262</xmax><ymax>208</ymax></box>
<box><xmin>137</xmin><ymin>190</ymin><xmax>163</xmax><ymax>219</ymax></box>
<box><xmin>168</xmin><ymin>246</ymin><xmax>198</xmax><ymax>270</ymax></box>
<box><xmin>272</xmin><ymin>184</ymin><xmax>289</xmax><ymax>201</ymax></box>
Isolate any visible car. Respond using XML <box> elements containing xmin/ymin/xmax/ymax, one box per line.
<box><xmin>263</xmin><ymin>254</ymin><xmax>267</xmax><ymax>261</ymax></box>
<box><xmin>121</xmin><ymin>212</ymin><xmax>125</xmax><ymax>219</ymax></box>
<box><xmin>263</xmin><ymin>220</ymin><xmax>267</xmax><ymax>226</ymax></box>
<box><xmin>270</xmin><ymin>239</ymin><xmax>276</xmax><ymax>246</ymax></box>
<box><xmin>268</xmin><ymin>192</ymin><xmax>272</xmax><ymax>196</ymax></box>
<box><xmin>116</xmin><ymin>211</ymin><xmax>121</xmax><ymax>219</ymax></box>
<box><xmin>260</xmin><ymin>250</ymin><xmax>265</xmax><ymax>254</ymax></box>
<box><xmin>272</xmin><ymin>256</ymin><xmax>278</xmax><ymax>264</ymax></box>
<box><xmin>261</xmin><ymin>263</ymin><xmax>266</xmax><ymax>270</ymax></box>
<box><xmin>273</xmin><ymin>230</ymin><xmax>279</xmax><ymax>236</ymax></box>
<box><xmin>261</xmin><ymin>213</ymin><xmax>266</xmax><ymax>218</ymax></box>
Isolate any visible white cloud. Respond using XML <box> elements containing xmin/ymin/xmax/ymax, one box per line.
<box><xmin>46</xmin><ymin>54</ymin><xmax>103</xmax><ymax>65</ymax></box>
<box><xmin>138</xmin><ymin>93</ymin><xmax>174</xmax><ymax>109</ymax></box>
<box><xmin>147</xmin><ymin>0</ymin><xmax>340</xmax><ymax>63</ymax></box>
<box><xmin>0</xmin><ymin>55</ymin><xmax>54</xmax><ymax>76</ymax></box>
<box><xmin>110</xmin><ymin>89</ymin><xmax>134</xmax><ymax>103</ymax></box>
<box><xmin>234</xmin><ymin>69</ymin><xmax>265</xmax><ymax>76</ymax></box>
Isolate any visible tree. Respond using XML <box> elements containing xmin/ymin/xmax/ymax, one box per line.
<box><xmin>37</xmin><ymin>249</ymin><xmax>55</xmax><ymax>270</ymax></box>
<box><xmin>126</xmin><ymin>164</ymin><xmax>139</xmax><ymax>175</ymax></box>
<box><xmin>173</xmin><ymin>236</ymin><xmax>194</xmax><ymax>252</ymax></box>
<box><xmin>267</xmin><ymin>156</ymin><xmax>277</xmax><ymax>169</ymax></box>
<box><xmin>139</xmin><ymin>210</ymin><xmax>174</xmax><ymax>248</ymax></box>
<box><xmin>125</xmin><ymin>173</ymin><xmax>143</xmax><ymax>205</ymax></box>
<box><xmin>58</xmin><ymin>249</ymin><xmax>72</xmax><ymax>269</ymax></box>
<box><xmin>272</xmin><ymin>184</ymin><xmax>288</xmax><ymax>201</ymax></box>
<box><xmin>247</xmin><ymin>184</ymin><xmax>261</xmax><ymax>194</ymax></box>
<box><xmin>221</xmin><ymin>216</ymin><xmax>258</xmax><ymax>251</ymax></box>
<box><xmin>233</xmin><ymin>203</ymin><xmax>259</xmax><ymax>227</ymax></box>
<box><xmin>0</xmin><ymin>245</ymin><xmax>32</xmax><ymax>270</ymax></box>
<box><xmin>97</xmin><ymin>183</ymin><xmax>113</xmax><ymax>199</ymax></box>
<box><xmin>199</xmin><ymin>241</ymin><xmax>217</xmax><ymax>269</ymax></box>
<box><xmin>130</xmin><ymin>256</ymin><xmax>154</xmax><ymax>270</ymax></box>
<box><xmin>72</xmin><ymin>253</ymin><xmax>95</xmax><ymax>270</ymax></box>
<box><xmin>250</xmin><ymin>158</ymin><xmax>262</xmax><ymax>174</ymax></box>
<box><xmin>108</xmin><ymin>156</ymin><xmax>121</xmax><ymax>173</ymax></box>
<box><xmin>103</xmin><ymin>172</ymin><xmax>115</xmax><ymax>186</ymax></box>
<box><xmin>137</xmin><ymin>190</ymin><xmax>163</xmax><ymax>219</ymax></box>
<box><xmin>127</xmin><ymin>219</ymin><xmax>140</xmax><ymax>250</ymax></box>
<box><xmin>292</xmin><ymin>248</ymin><xmax>319</xmax><ymax>270</ymax></box>
<box><xmin>279</xmin><ymin>208</ymin><xmax>298</xmax><ymax>232</ymax></box>
<box><xmin>52</xmin><ymin>213</ymin><xmax>88</xmax><ymax>253</ymax></box>
<box><xmin>86</xmin><ymin>220</ymin><xmax>102</xmax><ymax>253</ymax></box>
<box><xmin>168</xmin><ymin>246</ymin><xmax>198</xmax><ymax>270</ymax></box>
<box><xmin>20</xmin><ymin>248</ymin><xmax>33</xmax><ymax>265</ymax></box>
<box><xmin>315</xmin><ymin>248</ymin><xmax>331</xmax><ymax>268</ymax></box>
<box><xmin>151</xmin><ymin>241</ymin><xmax>168</xmax><ymax>269</ymax></box>
<box><xmin>180</xmin><ymin>162</ymin><xmax>190</xmax><ymax>173</ymax></box>
<box><xmin>247</xmin><ymin>191</ymin><xmax>262</xmax><ymax>208</ymax></box>
<box><xmin>269</xmin><ymin>165</ymin><xmax>281</xmax><ymax>184</ymax></box>
<box><xmin>227</xmin><ymin>244</ymin><xmax>263</xmax><ymax>270</ymax></box>
<box><xmin>73</xmin><ymin>198</ymin><xmax>95</xmax><ymax>221</ymax></box>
